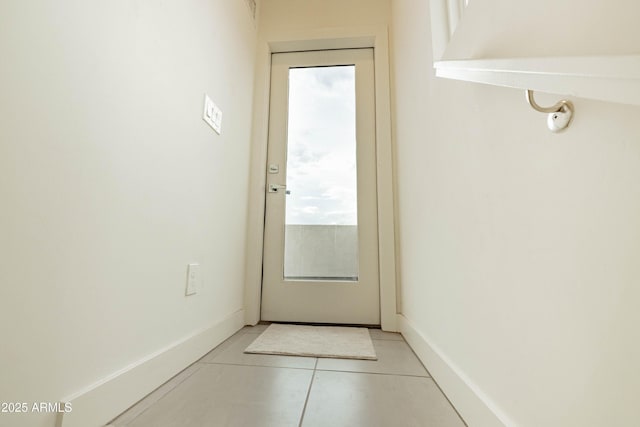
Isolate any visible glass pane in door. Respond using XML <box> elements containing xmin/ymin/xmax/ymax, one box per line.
<box><xmin>283</xmin><ymin>65</ymin><xmax>359</xmax><ymax>281</ymax></box>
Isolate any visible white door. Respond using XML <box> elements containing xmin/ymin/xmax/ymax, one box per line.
<box><xmin>261</xmin><ymin>49</ymin><xmax>380</xmax><ymax>325</ymax></box>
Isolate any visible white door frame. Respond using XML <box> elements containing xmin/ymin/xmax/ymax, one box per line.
<box><xmin>243</xmin><ymin>25</ymin><xmax>398</xmax><ymax>331</ymax></box>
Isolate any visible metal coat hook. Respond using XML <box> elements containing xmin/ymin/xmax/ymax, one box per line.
<box><xmin>525</xmin><ymin>90</ymin><xmax>574</xmax><ymax>133</ymax></box>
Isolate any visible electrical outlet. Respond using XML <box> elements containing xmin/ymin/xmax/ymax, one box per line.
<box><xmin>185</xmin><ymin>263</ymin><xmax>200</xmax><ymax>296</ymax></box>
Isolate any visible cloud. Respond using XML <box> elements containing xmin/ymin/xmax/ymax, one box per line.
<box><xmin>284</xmin><ymin>65</ymin><xmax>359</xmax><ymax>225</ymax></box>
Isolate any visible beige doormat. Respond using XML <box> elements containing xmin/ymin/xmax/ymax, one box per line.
<box><xmin>244</xmin><ymin>324</ymin><xmax>377</xmax><ymax>360</ymax></box>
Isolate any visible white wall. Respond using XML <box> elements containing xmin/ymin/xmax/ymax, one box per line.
<box><xmin>0</xmin><ymin>1</ymin><xmax>256</xmax><ymax>426</ymax></box>
<box><xmin>258</xmin><ymin>0</ymin><xmax>389</xmax><ymax>34</ymax></box>
<box><xmin>391</xmin><ymin>1</ymin><xmax>640</xmax><ymax>426</ymax></box>
<box><xmin>445</xmin><ymin>0</ymin><xmax>639</xmax><ymax>59</ymax></box>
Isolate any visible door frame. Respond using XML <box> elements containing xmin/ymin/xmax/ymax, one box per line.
<box><xmin>244</xmin><ymin>25</ymin><xmax>398</xmax><ymax>331</ymax></box>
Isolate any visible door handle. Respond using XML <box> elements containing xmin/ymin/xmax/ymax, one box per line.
<box><xmin>268</xmin><ymin>184</ymin><xmax>290</xmax><ymax>194</ymax></box>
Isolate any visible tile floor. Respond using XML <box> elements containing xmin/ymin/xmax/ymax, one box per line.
<box><xmin>108</xmin><ymin>325</ymin><xmax>466</xmax><ymax>427</ymax></box>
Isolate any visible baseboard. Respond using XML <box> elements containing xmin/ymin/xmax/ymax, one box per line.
<box><xmin>57</xmin><ymin>309</ymin><xmax>245</xmax><ymax>427</ymax></box>
<box><xmin>398</xmin><ymin>314</ymin><xmax>512</xmax><ymax>427</ymax></box>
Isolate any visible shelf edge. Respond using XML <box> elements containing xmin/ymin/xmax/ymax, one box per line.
<box><xmin>434</xmin><ymin>55</ymin><xmax>640</xmax><ymax>106</ymax></box>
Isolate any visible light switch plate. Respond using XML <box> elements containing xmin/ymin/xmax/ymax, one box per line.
<box><xmin>203</xmin><ymin>94</ymin><xmax>222</xmax><ymax>134</ymax></box>
<box><xmin>186</xmin><ymin>263</ymin><xmax>200</xmax><ymax>296</ymax></box>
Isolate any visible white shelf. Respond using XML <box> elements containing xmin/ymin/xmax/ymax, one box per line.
<box><xmin>434</xmin><ymin>55</ymin><xmax>640</xmax><ymax>106</ymax></box>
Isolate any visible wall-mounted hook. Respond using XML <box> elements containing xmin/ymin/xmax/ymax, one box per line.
<box><xmin>525</xmin><ymin>90</ymin><xmax>574</xmax><ymax>133</ymax></box>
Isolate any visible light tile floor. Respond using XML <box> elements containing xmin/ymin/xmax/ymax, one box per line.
<box><xmin>109</xmin><ymin>325</ymin><xmax>466</xmax><ymax>427</ymax></box>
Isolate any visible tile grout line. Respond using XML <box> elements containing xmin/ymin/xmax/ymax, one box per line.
<box><xmin>297</xmin><ymin>358</ymin><xmax>318</xmax><ymax>427</ymax></box>
<box><xmin>199</xmin><ymin>363</ymin><xmax>428</xmax><ymax>378</ymax></box>
<box><xmin>199</xmin><ymin>361</ymin><xmax>317</xmax><ymax>370</ymax></box>
<box><xmin>314</xmin><ymin>368</ymin><xmax>430</xmax><ymax>379</ymax></box>
<box><xmin>397</xmin><ymin>333</ymin><xmax>468</xmax><ymax>426</ymax></box>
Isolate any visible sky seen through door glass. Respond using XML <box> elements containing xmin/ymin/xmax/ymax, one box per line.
<box><xmin>285</xmin><ymin>65</ymin><xmax>358</xmax><ymax>225</ymax></box>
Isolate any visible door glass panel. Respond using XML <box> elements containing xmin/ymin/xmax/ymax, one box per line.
<box><xmin>283</xmin><ymin>65</ymin><xmax>359</xmax><ymax>281</ymax></box>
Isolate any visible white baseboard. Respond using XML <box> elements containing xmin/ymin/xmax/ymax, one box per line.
<box><xmin>57</xmin><ymin>309</ymin><xmax>245</xmax><ymax>427</ymax></box>
<box><xmin>398</xmin><ymin>314</ymin><xmax>512</xmax><ymax>427</ymax></box>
